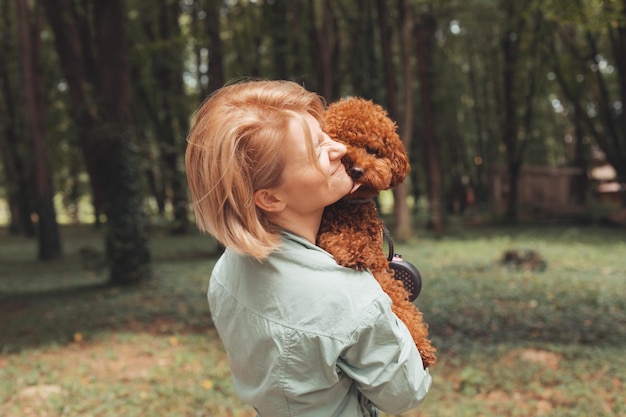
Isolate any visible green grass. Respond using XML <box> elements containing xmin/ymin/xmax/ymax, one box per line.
<box><xmin>1</xmin><ymin>224</ymin><xmax>625</xmax><ymax>417</ymax></box>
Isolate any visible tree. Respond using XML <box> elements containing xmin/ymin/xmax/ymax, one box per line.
<box><xmin>585</xmin><ymin>2</ymin><xmax>626</xmax><ymax>202</ymax></box>
<box><xmin>205</xmin><ymin>0</ymin><xmax>225</xmax><ymax>94</ymax></box>
<box><xmin>311</xmin><ymin>0</ymin><xmax>338</xmax><ymax>100</ymax></box>
<box><xmin>498</xmin><ymin>0</ymin><xmax>549</xmax><ymax>222</ymax></box>
<box><xmin>42</xmin><ymin>0</ymin><xmax>151</xmax><ymax>284</ymax></box>
<box><xmin>134</xmin><ymin>0</ymin><xmax>190</xmax><ymax>234</ymax></box>
<box><xmin>548</xmin><ymin>26</ymin><xmax>593</xmax><ymax>204</ymax></box>
<box><xmin>540</xmin><ymin>0</ymin><xmax>626</xmax><ymax>205</ymax></box>
<box><xmin>415</xmin><ymin>7</ymin><xmax>444</xmax><ymax>232</ymax></box>
<box><xmin>387</xmin><ymin>0</ymin><xmax>414</xmax><ymax>241</ymax></box>
<box><xmin>0</xmin><ymin>0</ymin><xmax>34</xmax><ymax>236</ymax></box>
<box><xmin>92</xmin><ymin>0</ymin><xmax>151</xmax><ymax>284</ymax></box>
<box><xmin>40</xmin><ymin>0</ymin><xmax>105</xmax><ymax>227</ymax></box>
<box><xmin>342</xmin><ymin>0</ymin><xmax>380</xmax><ymax>99</ymax></box>
<box><xmin>16</xmin><ymin>0</ymin><xmax>62</xmax><ymax>260</ymax></box>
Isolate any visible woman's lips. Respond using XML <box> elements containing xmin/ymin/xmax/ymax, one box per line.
<box><xmin>332</xmin><ymin>163</ymin><xmax>361</xmax><ymax>194</ymax></box>
<box><xmin>332</xmin><ymin>163</ymin><xmax>346</xmax><ymax>176</ymax></box>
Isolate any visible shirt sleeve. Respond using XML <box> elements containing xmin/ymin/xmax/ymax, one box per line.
<box><xmin>337</xmin><ymin>295</ymin><xmax>432</xmax><ymax>414</ymax></box>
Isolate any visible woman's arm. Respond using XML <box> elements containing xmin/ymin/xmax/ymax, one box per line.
<box><xmin>338</xmin><ymin>295</ymin><xmax>432</xmax><ymax>414</ymax></box>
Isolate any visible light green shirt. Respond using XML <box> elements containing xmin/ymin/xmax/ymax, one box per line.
<box><xmin>208</xmin><ymin>231</ymin><xmax>432</xmax><ymax>417</ymax></box>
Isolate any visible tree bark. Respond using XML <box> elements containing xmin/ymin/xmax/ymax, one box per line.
<box><xmin>151</xmin><ymin>1</ymin><xmax>189</xmax><ymax>234</ymax></box>
<box><xmin>390</xmin><ymin>0</ymin><xmax>413</xmax><ymax>241</ymax></box>
<box><xmin>16</xmin><ymin>0</ymin><xmax>62</xmax><ymax>260</ymax></box>
<box><xmin>311</xmin><ymin>0</ymin><xmax>335</xmax><ymax>100</ymax></box>
<box><xmin>347</xmin><ymin>0</ymin><xmax>378</xmax><ymax>98</ymax></box>
<box><xmin>0</xmin><ymin>100</ymin><xmax>35</xmax><ymax>236</ymax></box>
<box><xmin>466</xmin><ymin>45</ymin><xmax>489</xmax><ymax>201</ymax></box>
<box><xmin>206</xmin><ymin>0</ymin><xmax>225</xmax><ymax>95</ymax></box>
<box><xmin>415</xmin><ymin>10</ymin><xmax>444</xmax><ymax>233</ymax></box>
<box><xmin>44</xmin><ymin>0</ymin><xmax>151</xmax><ymax>282</ymax></box>
<box><xmin>40</xmin><ymin>0</ymin><xmax>105</xmax><ymax>226</ymax></box>
<box><xmin>0</xmin><ymin>0</ymin><xmax>35</xmax><ymax>236</ymax></box>
<box><xmin>500</xmin><ymin>3</ymin><xmax>521</xmax><ymax>223</ymax></box>
<box><xmin>604</xmin><ymin>4</ymin><xmax>626</xmax><ymax>202</ymax></box>
<box><xmin>92</xmin><ymin>0</ymin><xmax>151</xmax><ymax>284</ymax></box>
<box><xmin>377</xmin><ymin>0</ymin><xmax>398</xmax><ymax>119</ymax></box>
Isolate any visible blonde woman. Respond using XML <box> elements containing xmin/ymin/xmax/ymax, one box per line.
<box><xmin>185</xmin><ymin>80</ymin><xmax>431</xmax><ymax>417</ymax></box>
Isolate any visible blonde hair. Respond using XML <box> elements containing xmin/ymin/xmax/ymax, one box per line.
<box><xmin>185</xmin><ymin>80</ymin><xmax>325</xmax><ymax>260</ymax></box>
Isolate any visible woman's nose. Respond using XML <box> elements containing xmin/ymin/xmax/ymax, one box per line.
<box><xmin>328</xmin><ymin>138</ymin><xmax>347</xmax><ymax>159</ymax></box>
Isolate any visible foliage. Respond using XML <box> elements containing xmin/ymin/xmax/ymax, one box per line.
<box><xmin>1</xmin><ymin>224</ymin><xmax>624</xmax><ymax>416</ymax></box>
<box><xmin>3</xmin><ymin>0</ymin><xmax>626</xmax><ymax>242</ymax></box>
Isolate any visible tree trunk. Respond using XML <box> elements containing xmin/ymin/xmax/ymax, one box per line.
<box><xmin>206</xmin><ymin>0</ymin><xmax>225</xmax><ymax>94</ymax></box>
<box><xmin>0</xmin><ymin>0</ymin><xmax>35</xmax><ymax>236</ymax></box>
<box><xmin>93</xmin><ymin>0</ymin><xmax>151</xmax><ymax>284</ymax></box>
<box><xmin>415</xmin><ymin>10</ymin><xmax>444</xmax><ymax>233</ymax></box>
<box><xmin>572</xmin><ymin>107</ymin><xmax>588</xmax><ymax>205</ymax></box>
<box><xmin>377</xmin><ymin>0</ymin><xmax>398</xmax><ymax>119</ymax></box>
<box><xmin>613</xmin><ymin>0</ymin><xmax>626</xmax><ymax>142</ymax></box>
<box><xmin>390</xmin><ymin>0</ymin><xmax>413</xmax><ymax>241</ymax></box>
<box><xmin>553</xmin><ymin>22</ymin><xmax>626</xmax><ymax>206</ymax></box>
<box><xmin>44</xmin><ymin>0</ymin><xmax>151</xmax><ymax>282</ymax></box>
<box><xmin>500</xmin><ymin>1</ymin><xmax>536</xmax><ymax>223</ymax></box>
<box><xmin>466</xmin><ymin>45</ymin><xmax>488</xmax><ymax>201</ymax></box>
<box><xmin>40</xmin><ymin>0</ymin><xmax>105</xmax><ymax>227</ymax></box>
<box><xmin>348</xmin><ymin>0</ymin><xmax>378</xmax><ymax>98</ymax></box>
<box><xmin>606</xmin><ymin>3</ymin><xmax>626</xmax><ymax>203</ymax></box>
<box><xmin>311</xmin><ymin>0</ymin><xmax>335</xmax><ymax>100</ymax></box>
<box><xmin>152</xmin><ymin>1</ymin><xmax>189</xmax><ymax>235</ymax></box>
<box><xmin>263</xmin><ymin>0</ymin><xmax>290</xmax><ymax>80</ymax></box>
<box><xmin>0</xmin><ymin>109</ymin><xmax>35</xmax><ymax>237</ymax></box>
<box><xmin>16</xmin><ymin>0</ymin><xmax>62</xmax><ymax>260</ymax></box>
<box><xmin>501</xmin><ymin>7</ymin><xmax>520</xmax><ymax>223</ymax></box>
<box><xmin>549</xmin><ymin>32</ymin><xmax>589</xmax><ymax>204</ymax></box>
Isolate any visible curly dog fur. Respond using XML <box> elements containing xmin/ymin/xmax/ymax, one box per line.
<box><xmin>317</xmin><ymin>97</ymin><xmax>437</xmax><ymax>368</ymax></box>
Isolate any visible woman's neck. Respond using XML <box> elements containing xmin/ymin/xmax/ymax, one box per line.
<box><xmin>270</xmin><ymin>212</ymin><xmax>322</xmax><ymax>244</ymax></box>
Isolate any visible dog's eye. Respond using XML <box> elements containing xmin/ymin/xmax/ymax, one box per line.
<box><xmin>366</xmin><ymin>147</ymin><xmax>377</xmax><ymax>155</ymax></box>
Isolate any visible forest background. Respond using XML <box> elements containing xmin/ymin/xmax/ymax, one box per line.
<box><xmin>2</xmin><ymin>1</ymin><xmax>626</xmax><ymax>416</ymax></box>
<box><xmin>1</xmin><ymin>0</ymin><xmax>626</xmax><ymax>284</ymax></box>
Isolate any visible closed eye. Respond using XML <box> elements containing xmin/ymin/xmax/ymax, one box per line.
<box><xmin>366</xmin><ymin>147</ymin><xmax>378</xmax><ymax>155</ymax></box>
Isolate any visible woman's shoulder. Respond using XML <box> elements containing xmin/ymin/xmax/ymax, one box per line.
<box><xmin>275</xmin><ymin>248</ymin><xmax>389</xmax><ymax>336</ymax></box>
<box><xmin>276</xmin><ymin>233</ymin><xmax>383</xmax><ymax>294</ymax></box>
<box><xmin>211</xmin><ymin>235</ymin><xmax>390</xmax><ymax>336</ymax></box>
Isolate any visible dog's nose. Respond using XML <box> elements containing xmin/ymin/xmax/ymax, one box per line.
<box><xmin>350</xmin><ymin>166</ymin><xmax>364</xmax><ymax>180</ymax></box>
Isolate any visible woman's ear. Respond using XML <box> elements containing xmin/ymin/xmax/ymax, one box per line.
<box><xmin>254</xmin><ymin>189</ymin><xmax>286</xmax><ymax>213</ymax></box>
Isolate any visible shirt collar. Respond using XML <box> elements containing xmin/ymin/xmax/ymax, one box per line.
<box><xmin>280</xmin><ymin>230</ymin><xmax>333</xmax><ymax>257</ymax></box>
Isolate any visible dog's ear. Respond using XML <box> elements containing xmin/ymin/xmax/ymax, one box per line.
<box><xmin>389</xmin><ymin>138</ymin><xmax>411</xmax><ymax>187</ymax></box>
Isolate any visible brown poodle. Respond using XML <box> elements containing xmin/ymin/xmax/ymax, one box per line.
<box><xmin>317</xmin><ymin>97</ymin><xmax>437</xmax><ymax>368</ymax></box>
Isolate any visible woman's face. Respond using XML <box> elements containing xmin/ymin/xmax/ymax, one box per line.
<box><xmin>273</xmin><ymin>113</ymin><xmax>354</xmax><ymax>217</ymax></box>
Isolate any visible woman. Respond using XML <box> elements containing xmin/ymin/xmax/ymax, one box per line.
<box><xmin>185</xmin><ymin>80</ymin><xmax>431</xmax><ymax>417</ymax></box>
